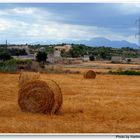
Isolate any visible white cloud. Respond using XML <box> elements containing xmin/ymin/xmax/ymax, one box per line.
<box><xmin>118</xmin><ymin>3</ymin><xmax>140</xmax><ymax>14</ymax></box>
<box><xmin>12</xmin><ymin>8</ymin><xmax>34</xmax><ymax>14</ymax></box>
<box><xmin>0</xmin><ymin>7</ymin><xmax>38</xmax><ymax>15</ymax></box>
<box><xmin>0</xmin><ymin>6</ymin><xmax>137</xmax><ymax>44</ymax></box>
<box><xmin>25</xmin><ymin>22</ymin><xmax>96</xmax><ymax>40</ymax></box>
<box><xmin>0</xmin><ymin>19</ymin><xmax>12</xmax><ymax>31</ymax></box>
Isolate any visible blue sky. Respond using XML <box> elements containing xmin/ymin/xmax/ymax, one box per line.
<box><xmin>0</xmin><ymin>3</ymin><xmax>139</xmax><ymax>44</ymax></box>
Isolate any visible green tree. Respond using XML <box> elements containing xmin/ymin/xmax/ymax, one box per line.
<box><xmin>69</xmin><ymin>44</ymin><xmax>88</xmax><ymax>58</ymax></box>
<box><xmin>36</xmin><ymin>51</ymin><xmax>47</xmax><ymax>63</ymax></box>
<box><xmin>9</xmin><ymin>49</ymin><xmax>27</xmax><ymax>56</ymax></box>
<box><xmin>0</xmin><ymin>52</ymin><xmax>12</xmax><ymax>61</ymax></box>
<box><xmin>89</xmin><ymin>54</ymin><xmax>95</xmax><ymax>61</ymax></box>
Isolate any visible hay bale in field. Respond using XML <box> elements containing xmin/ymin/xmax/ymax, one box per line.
<box><xmin>84</xmin><ymin>70</ymin><xmax>96</xmax><ymax>79</ymax></box>
<box><xmin>45</xmin><ymin>79</ymin><xmax>63</xmax><ymax>114</ymax></box>
<box><xmin>19</xmin><ymin>72</ymin><xmax>40</xmax><ymax>88</ymax></box>
<box><xmin>18</xmin><ymin>80</ymin><xmax>54</xmax><ymax>114</ymax></box>
<box><xmin>18</xmin><ymin>73</ymin><xmax>63</xmax><ymax>114</ymax></box>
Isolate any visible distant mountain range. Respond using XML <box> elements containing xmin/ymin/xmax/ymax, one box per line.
<box><xmin>31</xmin><ymin>37</ymin><xmax>138</xmax><ymax>48</ymax></box>
<box><xmin>74</xmin><ymin>37</ymin><xmax>138</xmax><ymax>48</ymax></box>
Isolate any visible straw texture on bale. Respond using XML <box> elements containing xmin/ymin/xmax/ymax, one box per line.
<box><xmin>18</xmin><ymin>80</ymin><xmax>54</xmax><ymax>114</ymax></box>
<box><xmin>18</xmin><ymin>72</ymin><xmax>63</xmax><ymax>114</ymax></box>
<box><xmin>19</xmin><ymin>72</ymin><xmax>40</xmax><ymax>88</ymax></box>
<box><xmin>84</xmin><ymin>70</ymin><xmax>96</xmax><ymax>79</ymax></box>
<box><xmin>44</xmin><ymin>79</ymin><xmax>63</xmax><ymax>114</ymax></box>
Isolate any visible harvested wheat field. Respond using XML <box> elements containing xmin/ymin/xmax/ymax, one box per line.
<box><xmin>0</xmin><ymin>73</ymin><xmax>140</xmax><ymax>133</ymax></box>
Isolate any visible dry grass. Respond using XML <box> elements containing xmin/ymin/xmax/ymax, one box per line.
<box><xmin>0</xmin><ymin>73</ymin><xmax>140</xmax><ymax>133</ymax></box>
<box><xmin>44</xmin><ymin>79</ymin><xmax>63</xmax><ymax>114</ymax></box>
<box><xmin>19</xmin><ymin>72</ymin><xmax>40</xmax><ymax>88</ymax></box>
<box><xmin>62</xmin><ymin>61</ymin><xmax>140</xmax><ymax>74</ymax></box>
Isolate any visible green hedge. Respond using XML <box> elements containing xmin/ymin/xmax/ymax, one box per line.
<box><xmin>0</xmin><ymin>58</ymin><xmax>32</xmax><ymax>72</ymax></box>
<box><xmin>0</xmin><ymin>64</ymin><xmax>17</xmax><ymax>72</ymax></box>
<box><xmin>109</xmin><ymin>70</ymin><xmax>140</xmax><ymax>75</ymax></box>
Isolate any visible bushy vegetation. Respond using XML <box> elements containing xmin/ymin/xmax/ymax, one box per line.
<box><xmin>0</xmin><ymin>52</ymin><xmax>12</xmax><ymax>61</ymax></box>
<box><xmin>109</xmin><ymin>70</ymin><xmax>140</xmax><ymax>75</ymax></box>
<box><xmin>0</xmin><ymin>59</ymin><xmax>17</xmax><ymax>72</ymax></box>
<box><xmin>60</xmin><ymin>45</ymin><xmax>138</xmax><ymax>60</ymax></box>
<box><xmin>0</xmin><ymin>64</ymin><xmax>17</xmax><ymax>72</ymax></box>
<box><xmin>0</xmin><ymin>44</ymin><xmax>139</xmax><ymax>60</ymax></box>
<box><xmin>36</xmin><ymin>51</ymin><xmax>47</xmax><ymax>63</ymax></box>
<box><xmin>8</xmin><ymin>49</ymin><xmax>27</xmax><ymax>56</ymax></box>
<box><xmin>0</xmin><ymin>46</ymin><xmax>27</xmax><ymax>56</ymax></box>
<box><xmin>27</xmin><ymin>43</ymin><xmax>139</xmax><ymax>60</ymax></box>
<box><xmin>0</xmin><ymin>58</ymin><xmax>32</xmax><ymax>72</ymax></box>
<box><xmin>89</xmin><ymin>54</ymin><xmax>95</xmax><ymax>61</ymax></box>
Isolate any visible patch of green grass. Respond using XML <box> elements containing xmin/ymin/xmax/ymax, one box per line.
<box><xmin>0</xmin><ymin>64</ymin><xmax>17</xmax><ymax>72</ymax></box>
<box><xmin>0</xmin><ymin>58</ymin><xmax>32</xmax><ymax>72</ymax></box>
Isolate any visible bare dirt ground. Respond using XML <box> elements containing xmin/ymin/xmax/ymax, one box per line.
<box><xmin>0</xmin><ymin>72</ymin><xmax>140</xmax><ymax>133</ymax></box>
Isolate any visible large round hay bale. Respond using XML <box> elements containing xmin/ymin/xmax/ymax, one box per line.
<box><xmin>19</xmin><ymin>72</ymin><xmax>40</xmax><ymax>88</ymax></box>
<box><xmin>18</xmin><ymin>80</ymin><xmax>54</xmax><ymax>114</ymax></box>
<box><xmin>18</xmin><ymin>72</ymin><xmax>63</xmax><ymax>114</ymax></box>
<box><xmin>44</xmin><ymin>79</ymin><xmax>63</xmax><ymax>114</ymax></box>
<box><xmin>84</xmin><ymin>70</ymin><xmax>96</xmax><ymax>79</ymax></box>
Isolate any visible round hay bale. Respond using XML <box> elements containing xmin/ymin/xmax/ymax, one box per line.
<box><xmin>84</xmin><ymin>70</ymin><xmax>96</xmax><ymax>79</ymax></box>
<box><xmin>19</xmin><ymin>72</ymin><xmax>40</xmax><ymax>88</ymax></box>
<box><xmin>18</xmin><ymin>80</ymin><xmax>54</xmax><ymax>114</ymax></box>
<box><xmin>44</xmin><ymin>79</ymin><xmax>63</xmax><ymax>114</ymax></box>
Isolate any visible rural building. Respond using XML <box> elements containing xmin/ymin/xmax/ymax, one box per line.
<box><xmin>54</xmin><ymin>50</ymin><xmax>61</xmax><ymax>57</ymax></box>
<box><xmin>8</xmin><ymin>45</ymin><xmax>30</xmax><ymax>55</ymax></box>
<box><xmin>82</xmin><ymin>55</ymin><xmax>90</xmax><ymax>62</ymax></box>
<box><xmin>54</xmin><ymin>44</ymin><xmax>72</xmax><ymax>52</ymax></box>
<box><xmin>47</xmin><ymin>54</ymin><xmax>82</xmax><ymax>64</ymax></box>
<box><xmin>47</xmin><ymin>47</ymin><xmax>63</xmax><ymax>63</ymax></box>
<box><xmin>111</xmin><ymin>56</ymin><xmax>123</xmax><ymax>63</ymax></box>
<box><xmin>47</xmin><ymin>54</ymin><xmax>54</xmax><ymax>63</ymax></box>
<box><xmin>47</xmin><ymin>44</ymin><xmax>83</xmax><ymax>64</ymax></box>
<box><xmin>47</xmin><ymin>53</ymin><xmax>63</xmax><ymax>64</ymax></box>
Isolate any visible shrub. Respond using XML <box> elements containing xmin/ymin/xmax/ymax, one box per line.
<box><xmin>108</xmin><ymin>70</ymin><xmax>140</xmax><ymax>76</ymax></box>
<box><xmin>0</xmin><ymin>52</ymin><xmax>12</xmax><ymax>61</ymax></box>
<box><xmin>0</xmin><ymin>58</ymin><xmax>33</xmax><ymax>72</ymax></box>
<box><xmin>4</xmin><ymin>59</ymin><xmax>20</xmax><ymax>65</ymax></box>
<box><xmin>25</xmin><ymin>59</ymin><xmax>32</xmax><ymax>65</ymax></box>
<box><xmin>36</xmin><ymin>51</ymin><xmax>47</xmax><ymax>63</ymax></box>
<box><xmin>0</xmin><ymin>59</ymin><xmax>21</xmax><ymax>72</ymax></box>
<box><xmin>0</xmin><ymin>64</ymin><xmax>17</xmax><ymax>72</ymax></box>
<box><xmin>89</xmin><ymin>55</ymin><xmax>95</xmax><ymax>61</ymax></box>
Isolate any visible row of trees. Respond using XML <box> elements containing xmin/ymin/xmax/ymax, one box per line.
<box><xmin>61</xmin><ymin>45</ymin><xmax>138</xmax><ymax>60</ymax></box>
<box><xmin>0</xmin><ymin>51</ymin><xmax>47</xmax><ymax>63</ymax></box>
<box><xmin>0</xmin><ymin>44</ymin><xmax>138</xmax><ymax>62</ymax></box>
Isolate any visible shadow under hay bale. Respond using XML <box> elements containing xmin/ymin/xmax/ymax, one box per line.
<box><xmin>84</xmin><ymin>70</ymin><xmax>96</xmax><ymax>79</ymax></box>
<box><xmin>18</xmin><ymin>72</ymin><xmax>63</xmax><ymax>114</ymax></box>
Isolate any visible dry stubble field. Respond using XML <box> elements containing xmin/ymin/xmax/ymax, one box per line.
<box><xmin>0</xmin><ymin>72</ymin><xmax>140</xmax><ymax>133</ymax></box>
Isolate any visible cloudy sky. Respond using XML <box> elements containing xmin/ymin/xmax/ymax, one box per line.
<box><xmin>0</xmin><ymin>3</ymin><xmax>139</xmax><ymax>44</ymax></box>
